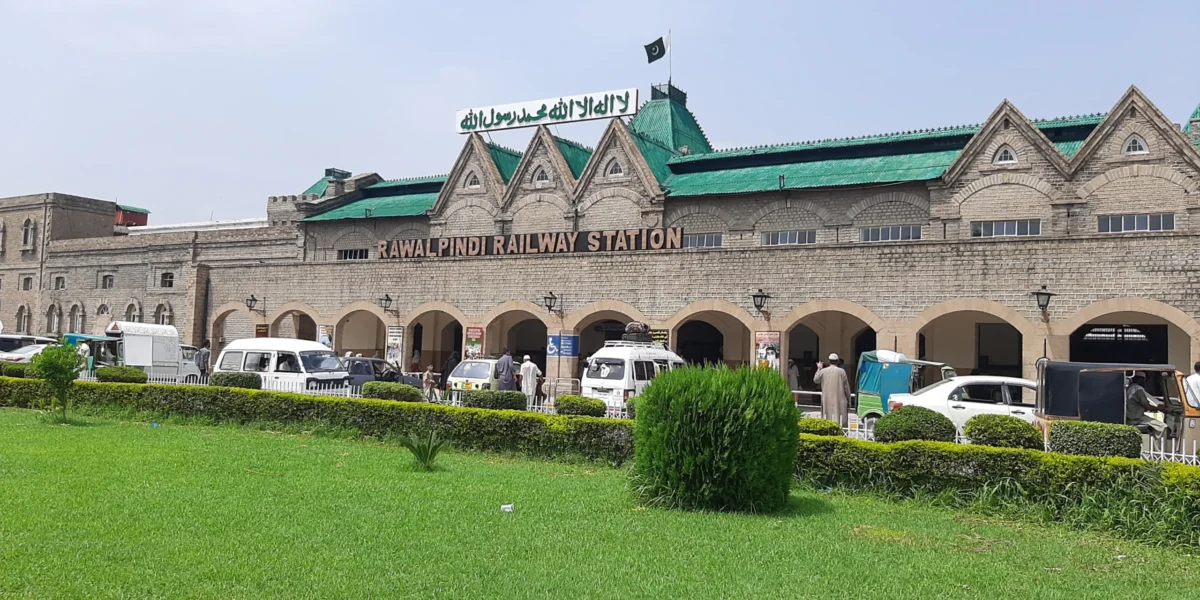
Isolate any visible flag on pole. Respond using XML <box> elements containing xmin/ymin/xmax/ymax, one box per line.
<box><xmin>644</xmin><ymin>33</ymin><xmax>670</xmax><ymax>64</ymax></box>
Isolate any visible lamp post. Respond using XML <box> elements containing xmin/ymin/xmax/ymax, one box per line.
<box><xmin>543</xmin><ymin>291</ymin><xmax>560</xmax><ymax>315</ymax></box>
<box><xmin>377</xmin><ymin>293</ymin><xmax>399</xmax><ymax>315</ymax></box>
<box><xmin>245</xmin><ymin>294</ymin><xmax>265</xmax><ymax>315</ymax></box>
<box><xmin>1031</xmin><ymin>285</ymin><xmax>1056</xmax><ymax>324</ymax></box>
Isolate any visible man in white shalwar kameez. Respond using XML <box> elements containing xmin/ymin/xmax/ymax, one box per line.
<box><xmin>520</xmin><ymin>355</ymin><xmax>542</xmax><ymax>405</ymax></box>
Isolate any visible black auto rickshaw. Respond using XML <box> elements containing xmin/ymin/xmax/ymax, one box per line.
<box><xmin>1034</xmin><ymin>359</ymin><xmax>1200</xmax><ymax>444</ymax></box>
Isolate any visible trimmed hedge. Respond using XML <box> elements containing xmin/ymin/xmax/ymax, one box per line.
<box><xmin>963</xmin><ymin>414</ymin><xmax>1043</xmax><ymax>450</ymax></box>
<box><xmin>461</xmin><ymin>390</ymin><xmax>526</xmax><ymax>411</ymax></box>
<box><xmin>797</xmin><ymin>434</ymin><xmax>1200</xmax><ymax>548</ymax></box>
<box><xmin>1050</xmin><ymin>420</ymin><xmax>1142</xmax><ymax>458</ymax></box>
<box><xmin>625</xmin><ymin>397</ymin><xmax>636</xmax><ymax>419</ymax></box>
<box><xmin>874</xmin><ymin>405</ymin><xmax>956</xmax><ymax>443</ymax></box>
<box><xmin>798</xmin><ymin>417</ymin><xmax>843</xmax><ymax>437</ymax></box>
<box><xmin>209</xmin><ymin>372</ymin><xmax>262</xmax><ymax>390</ymax></box>
<box><xmin>634</xmin><ymin>366</ymin><xmax>798</xmax><ymax>513</ymax></box>
<box><xmin>555</xmin><ymin>394</ymin><xmax>606</xmax><ymax>417</ymax></box>
<box><xmin>95</xmin><ymin>366</ymin><xmax>148</xmax><ymax>384</ymax></box>
<box><xmin>0</xmin><ymin>377</ymin><xmax>633</xmax><ymax>464</ymax></box>
<box><xmin>2</xmin><ymin>364</ymin><xmax>31</xmax><ymax>378</ymax></box>
<box><xmin>362</xmin><ymin>382</ymin><xmax>423</xmax><ymax>402</ymax></box>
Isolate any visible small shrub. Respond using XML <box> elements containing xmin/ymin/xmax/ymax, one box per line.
<box><xmin>555</xmin><ymin>394</ymin><xmax>606</xmax><ymax>417</ymax></box>
<box><xmin>95</xmin><ymin>366</ymin><xmax>148</xmax><ymax>384</ymax></box>
<box><xmin>634</xmin><ymin>366</ymin><xmax>799</xmax><ymax>513</ymax></box>
<box><xmin>798</xmin><ymin>417</ymin><xmax>843</xmax><ymax>437</ymax></box>
<box><xmin>461</xmin><ymin>390</ymin><xmax>526</xmax><ymax>411</ymax></box>
<box><xmin>1050</xmin><ymin>420</ymin><xmax>1142</xmax><ymax>458</ymax></box>
<box><xmin>363</xmin><ymin>382</ymin><xmax>424</xmax><ymax>402</ymax></box>
<box><xmin>396</xmin><ymin>430</ymin><xmax>448</xmax><ymax>471</ymax></box>
<box><xmin>964</xmin><ymin>414</ymin><xmax>1043</xmax><ymax>450</ymax></box>
<box><xmin>2</xmin><ymin>364</ymin><xmax>31</xmax><ymax>378</ymax></box>
<box><xmin>210</xmin><ymin>372</ymin><xmax>262</xmax><ymax>390</ymax></box>
<box><xmin>625</xmin><ymin>397</ymin><xmax>636</xmax><ymax>419</ymax></box>
<box><xmin>31</xmin><ymin>344</ymin><xmax>85</xmax><ymax>421</ymax></box>
<box><xmin>874</xmin><ymin>405</ymin><xmax>956</xmax><ymax>443</ymax></box>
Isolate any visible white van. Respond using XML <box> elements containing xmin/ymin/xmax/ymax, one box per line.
<box><xmin>581</xmin><ymin>341</ymin><xmax>685</xmax><ymax>409</ymax></box>
<box><xmin>213</xmin><ymin>338</ymin><xmax>349</xmax><ymax>389</ymax></box>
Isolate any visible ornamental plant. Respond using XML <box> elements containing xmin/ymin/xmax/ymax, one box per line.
<box><xmin>798</xmin><ymin>417</ymin><xmax>843</xmax><ymax>437</ymax></box>
<box><xmin>963</xmin><ymin>414</ymin><xmax>1043</xmax><ymax>450</ymax></box>
<box><xmin>554</xmin><ymin>394</ymin><xmax>606</xmax><ymax>417</ymax></box>
<box><xmin>633</xmin><ymin>365</ymin><xmax>798</xmax><ymax>513</ymax></box>
<box><xmin>30</xmin><ymin>343</ymin><xmax>85</xmax><ymax>422</ymax></box>
<box><xmin>873</xmin><ymin>406</ymin><xmax>956</xmax><ymax>443</ymax></box>
<box><xmin>363</xmin><ymin>382</ymin><xmax>424</xmax><ymax>402</ymax></box>
<box><xmin>210</xmin><ymin>372</ymin><xmax>262</xmax><ymax>390</ymax></box>
<box><xmin>461</xmin><ymin>390</ymin><xmax>526</xmax><ymax>411</ymax></box>
<box><xmin>1050</xmin><ymin>420</ymin><xmax>1142</xmax><ymax>458</ymax></box>
<box><xmin>95</xmin><ymin>366</ymin><xmax>148</xmax><ymax>384</ymax></box>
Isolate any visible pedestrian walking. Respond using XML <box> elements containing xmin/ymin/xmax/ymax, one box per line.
<box><xmin>787</xmin><ymin>358</ymin><xmax>800</xmax><ymax>392</ymax></box>
<box><xmin>196</xmin><ymin>340</ymin><xmax>211</xmax><ymax>378</ymax></box>
<box><xmin>495</xmin><ymin>348</ymin><xmax>516</xmax><ymax>391</ymax></box>
<box><xmin>423</xmin><ymin>364</ymin><xmax>439</xmax><ymax>401</ymax></box>
<box><xmin>440</xmin><ymin>351</ymin><xmax>460</xmax><ymax>390</ymax></box>
<box><xmin>814</xmin><ymin>353</ymin><xmax>852</xmax><ymax>427</ymax></box>
<box><xmin>519</xmin><ymin>355</ymin><xmax>542</xmax><ymax>405</ymax></box>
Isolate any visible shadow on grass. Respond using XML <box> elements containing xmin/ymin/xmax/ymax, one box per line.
<box><xmin>777</xmin><ymin>493</ymin><xmax>835</xmax><ymax>518</ymax></box>
<box><xmin>35</xmin><ymin>412</ymin><xmax>103</xmax><ymax>427</ymax></box>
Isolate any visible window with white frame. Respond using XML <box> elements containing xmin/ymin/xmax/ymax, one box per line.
<box><xmin>154</xmin><ymin>304</ymin><xmax>173</xmax><ymax>325</ymax></box>
<box><xmin>681</xmin><ymin>233</ymin><xmax>723</xmax><ymax>248</ymax></box>
<box><xmin>336</xmin><ymin>248</ymin><xmax>371</xmax><ymax>261</ymax></box>
<box><xmin>1123</xmin><ymin>135</ymin><xmax>1149</xmax><ymax>155</ymax></box>
<box><xmin>970</xmin><ymin>219</ymin><xmax>1041</xmax><ymax>238</ymax></box>
<box><xmin>160</xmin><ymin>272</ymin><xmax>174</xmax><ymax>288</ymax></box>
<box><xmin>101</xmin><ymin>274</ymin><xmax>114</xmax><ymax>289</ymax></box>
<box><xmin>68</xmin><ymin>305</ymin><xmax>83</xmax><ymax>334</ymax></box>
<box><xmin>21</xmin><ymin>219</ymin><xmax>35</xmax><ymax>248</ymax></box>
<box><xmin>860</xmin><ymin>225</ymin><xmax>922</xmax><ymax>242</ymax></box>
<box><xmin>97</xmin><ymin>304</ymin><xmax>109</xmax><ymax>316</ymax></box>
<box><xmin>1098</xmin><ymin>213</ymin><xmax>1174</xmax><ymax>234</ymax></box>
<box><xmin>465</xmin><ymin>172</ymin><xmax>481</xmax><ymax>189</ymax></box>
<box><xmin>125</xmin><ymin>304</ymin><xmax>140</xmax><ymax>322</ymax></box>
<box><xmin>16</xmin><ymin>306</ymin><xmax>28</xmax><ymax>334</ymax></box>
<box><xmin>606</xmin><ymin>160</ymin><xmax>623</xmax><ymax>176</ymax></box>
<box><xmin>533</xmin><ymin>168</ymin><xmax>550</xmax><ymax>187</ymax></box>
<box><xmin>761</xmin><ymin>230</ymin><xmax>817</xmax><ymax>246</ymax></box>
<box><xmin>992</xmin><ymin>145</ymin><xmax>1017</xmax><ymax>165</ymax></box>
<box><xmin>46</xmin><ymin>305</ymin><xmax>61</xmax><ymax>334</ymax></box>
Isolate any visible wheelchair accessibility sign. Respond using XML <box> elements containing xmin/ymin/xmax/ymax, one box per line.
<box><xmin>546</xmin><ymin>334</ymin><xmax>579</xmax><ymax>357</ymax></box>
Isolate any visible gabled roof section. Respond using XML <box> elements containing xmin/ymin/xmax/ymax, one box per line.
<box><xmin>554</xmin><ymin>137</ymin><xmax>593</xmax><ymax>179</ymax></box>
<box><xmin>429</xmin><ymin>134</ymin><xmax>509</xmax><ymax>217</ymax></box>
<box><xmin>940</xmin><ymin>100</ymin><xmax>1075</xmax><ymax>184</ymax></box>
<box><xmin>486</xmin><ymin>143</ymin><xmax>523</xmax><ymax>184</ymax></box>
<box><xmin>1067</xmin><ymin>85</ymin><xmax>1200</xmax><ymax>173</ymax></box>
<box><xmin>302</xmin><ymin>177</ymin><xmax>331</xmax><ymax>196</ymax></box>
<box><xmin>572</xmin><ymin>118</ymin><xmax>665</xmax><ymax>200</ymax></box>
<box><xmin>629</xmin><ymin>98</ymin><xmax>713</xmax><ymax>155</ymax></box>
<box><xmin>630</xmin><ymin>131</ymin><xmax>679</xmax><ymax>185</ymax></box>
<box><xmin>302</xmin><ymin>176</ymin><xmax>444</xmax><ymax>222</ymax></box>
<box><xmin>500</xmin><ymin>127</ymin><xmax>582</xmax><ymax>208</ymax></box>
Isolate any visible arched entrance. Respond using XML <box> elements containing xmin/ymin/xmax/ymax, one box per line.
<box><xmin>674</xmin><ymin>312</ymin><xmax>751</xmax><ymax>367</ymax></box>
<box><xmin>335</xmin><ymin>309</ymin><xmax>387</xmax><ymax>358</ymax></box>
<box><xmin>579</xmin><ymin>319</ymin><xmax>626</xmax><ymax>358</ymax></box>
<box><xmin>1068</xmin><ymin>312</ymin><xmax>1188</xmax><ymax>367</ymax></box>
<box><xmin>918</xmin><ymin>310</ymin><xmax>1023</xmax><ymax>378</ymax></box>
<box><xmin>271</xmin><ymin>310</ymin><xmax>318</xmax><ymax>341</ymax></box>
<box><xmin>783</xmin><ymin>310</ymin><xmax>878</xmax><ymax>388</ymax></box>
<box><xmin>211</xmin><ymin>303</ymin><xmax>254</xmax><ymax>355</ymax></box>
<box><xmin>485</xmin><ymin>309</ymin><xmax>549</xmax><ymax>372</ymax></box>
<box><xmin>406</xmin><ymin>310</ymin><xmax>464</xmax><ymax>373</ymax></box>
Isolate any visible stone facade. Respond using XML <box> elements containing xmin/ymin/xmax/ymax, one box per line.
<box><xmin>6</xmin><ymin>86</ymin><xmax>1200</xmax><ymax>383</ymax></box>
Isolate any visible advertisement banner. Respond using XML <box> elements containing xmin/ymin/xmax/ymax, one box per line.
<box><xmin>386</xmin><ymin>326</ymin><xmax>404</xmax><ymax>366</ymax></box>
<box><xmin>650</xmin><ymin>329</ymin><xmax>670</xmax><ymax>348</ymax></box>
<box><xmin>318</xmin><ymin>325</ymin><xmax>334</xmax><ymax>348</ymax></box>
<box><xmin>465</xmin><ymin>326</ymin><xmax>484</xmax><ymax>359</ymax></box>
<box><xmin>755</xmin><ymin>331</ymin><xmax>782</xmax><ymax>371</ymax></box>
<box><xmin>254</xmin><ymin>324</ymin><xmax>269</xmax><ymax>338</ymax></box>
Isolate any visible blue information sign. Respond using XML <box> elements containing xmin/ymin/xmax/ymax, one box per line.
<box><xmin>547</xmin><ymin>334</ymin><xmax>579</xmax><ymax>358</ymax></box>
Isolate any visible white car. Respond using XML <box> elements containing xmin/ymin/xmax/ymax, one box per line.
<box><xmin>0</xmin><ymin>344</ymin><xmax>50</xmax><ymax>364</ymax></box>
<box><xmin>886</xmin><ymin>375</ymin><xmax>1037</xmax><ymax>432</ymax></box>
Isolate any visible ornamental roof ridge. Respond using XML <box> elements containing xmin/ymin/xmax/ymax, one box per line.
<box><xmin>377</xmin><ymin>174</ymin><xmax>448</xmax><ymax>184</ymax></box>
<box><xmin>552</xmin><ymin>136</ymin><xmax>594</xmax><ymax>152</ymax></box>
<box><xmin>486</xmin><ymin>141</ymin><xmax>524</xmax><ymax>156</ymax></box>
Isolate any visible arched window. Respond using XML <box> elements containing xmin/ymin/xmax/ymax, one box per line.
<box><xmin>992</xmin><ymin>145</ymin><xmax>1017</xmax><ymax>165</ymax></box>
<box><xmin>154</xmin><ymin>304</ymin><xmax>173</xmax><ymax>325</ymax></box>
<box><xmin>125</xmin><ymin>303</ymin><xmax>140</xmax><ymax>322</ymax></box>
<box><xmin>1123</xmin><ymin>134</ymin><xmax>1149</xmax><ymax>155</ymax></box>
<box><xmin>533</xmin><ymin>168</ymin><xmax>550</xmax><ymax>187</ymax></box>
<box><xmin>21</xmin><ymin>219</ymin><xmax>35</xmax><ymax>247</ymax></box>
<box><xmin>16</xmin><ymin>306</ymin><xmax>29</xmax><ymax>334</ymax></box>
<box><xmin>465</xmin><ymin>172</ymin><xmax>481</xmax><ymax>189</ymax></box>
<box><xmin>97</xmin><ymin>304</ymin><xmax>110</xmax><ymax>316</ymax></box>
<box><xmin>68</xmin><ymin>305</ymin><xmax>83</xmax><ymax>334</ymax></box>
<box><xmin>46</xmin><ymin>305</ymin><xmax>62</xmax><ymax>335</ymax></box>
<box><xmin>606</xmin><ymin>160</ymin><xmax>623</xmax><ymax>176</ymax></box>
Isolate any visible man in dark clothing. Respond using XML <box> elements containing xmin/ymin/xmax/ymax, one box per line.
<box><xmin>197</xmin><ymin>340</ymin><xmax>211</xmax><ymax>377</ymax></box>
<box><xmin>440</xmin><ymin>352</ymin><xmax>460</xmax><ymax>390</ymax></box>
<box><xmin>495</xmin><ymin>348</ymin><xmax>516</xmax><ymax>391</ymax></box>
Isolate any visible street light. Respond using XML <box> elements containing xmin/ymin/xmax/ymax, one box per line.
<box><xmin>245</xmin><ymin>295</ymin><xmax>265</xmax><ymax>315</ymax></box>
<box><xmin>751</xmin><ymin>289</ymin><xmax>772</xmax><ymax>312</ymax></box>
<box><xmin>1031</xmin><ymin>285</ymin><xmax>1056</xmax><ymax>323</ymax></box>
<box><xmin>377</xmin><ymin>293</ymin><xmax>399</xmax><ymax>314</ymax></box>
<box><xmin>543</xmin><ymin>291</ymin><xmax>559</xmax><ymax>314</ymax></box>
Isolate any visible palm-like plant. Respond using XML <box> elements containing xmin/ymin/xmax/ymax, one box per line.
<box><xmin>397</xmin><ymin>430</ymin><xmax>447</xmax><ymax>471</ymax></box>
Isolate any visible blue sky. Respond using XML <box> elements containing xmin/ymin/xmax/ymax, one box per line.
<box><xmin>1</xmin><ymin>0</ymin><xmax>1196</xmax><ymax>224</ymax></box>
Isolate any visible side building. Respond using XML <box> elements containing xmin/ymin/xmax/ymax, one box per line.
<box><xmin>8</xmin><ymin>84</ymin><xmax>1200</xmax><ymax>385</ymax></box>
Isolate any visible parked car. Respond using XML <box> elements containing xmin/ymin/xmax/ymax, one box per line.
<box><xmin>0</xmin><ymin>344</ymin><xmax>51</xmax><ymax>363</ymax></box>
<box><xmin>885</xmin><ymin>375</ymin><xmax>1038</xmax><ymax>431</ymax></box>
<box><xmin>0</xmin><ymin>335</ymin><xmax>57</xmax><ymax>353</ymax></box>
<box><xmin>213</xmin><ymin>338</ymin><xmax>349</xmax><ymax>389</ymax></box>
<box><xmin>447</xmin><ymin>358</ymin><xmax>501</xmax><ymax>391</ymax></box>
<box><xmin>343</xmin><ymin>357</ymin><xmax>420</xmax><ymax>389</ymax></box>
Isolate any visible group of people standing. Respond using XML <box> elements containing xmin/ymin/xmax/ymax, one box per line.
<box><xmin>493</xmin><ymin>348</ymin><xmax>543</xmax><ymax>402</ymax></box>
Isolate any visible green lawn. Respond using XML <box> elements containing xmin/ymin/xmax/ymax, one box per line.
<box><xmin>1</xmin><ymin>409</ymin><xmax>1197</xmax><ymax>599</ymax></box>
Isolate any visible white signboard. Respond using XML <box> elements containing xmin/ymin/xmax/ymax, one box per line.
<box><xmin>456</xmin><ymin>88</ymin><xmax>639</xmax><ymax>134</ymax></box>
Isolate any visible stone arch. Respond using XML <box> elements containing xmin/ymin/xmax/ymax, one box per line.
<box><xmin>661</xmin><ymin>299</ymin><xmax>760</xmax><ymax>333</ymax></box>
<box><xmin>1076</xmin><ymin>165</ymin><xmax>1197</xmax><ymax>199</ymax></box>
<box><xmin>45</xmin><ymin>302</ymin><xmax>63</xmax><ymax>335</ymax></box>
<box><xmin>980</xmin><ymin>131</ymin><xmax>1033</xmax><ymax>165</ymax></box>
<box><xmin>151</xmin><ymin>301</ymin><xmax>175</xmax><ymax>325</ymax></box>
<box><xmin>330</xmin><ymin>226</ymin><xmax>375</xmax><ymax>250</ymax></box>
<box><xmin>576</xmin><ymin>186</ymin><xmax>646</xmax><ymax>214</ymax></box>
<box><xmin>1056</xmin><ymin>297</ymin><xmax>1200</xmax><ymax>338</ymax></box>
<box><xmin>330</xmin><ymin>300</ymin><xmax>392</xmax><ymax>326</ymax></box>
<box><xmin>381</xmin><ymin>223</ymin><xmax>429</xmax><ymax>241</ymax></box>
<box><xmin>1107</xmin><ymin>120</ymin><xmax>1162</xmax><ymax>158</ymax></box>
<box><xmin>774</xmin><ymin>299</ymin><xmax>887</xmax><ymax>335</ymax></box>
<box><xmin>950</xmin><ymin>173</ymin><xmax>1061</xmax><ymax>214</ymax></box>
<box><xmin>268</xmin><ymin>302</ymin><xmax>323</xmax><ymax>327</ymax></box>
<box><xmin>749</xmin><ymin>199</ymin><xmax>835</xmax><ymax>227</ymax></box>
<box><xmin>908</xmin><ymin>298</ymin><xmax>1038</xmax><ymax>339</ymax></box>
<box><xmin>664</xmin><ymin>203</ymin><xmax>736</xmax><ymax>230</ymax></box>
<box><xmin>67</xmin><ymin>301</ymin><xmax>86</xmax><ymax>334</ymax></box>
<box><xmin>564</xmin><ymin>300</ymin><xmax>648</xmax><ymax>331</ymax></box>
<box><xmin>845</xmin><ymin>191</ymin><xmax>931</xmax><ymax>222</ymax></box>
<box><xmin>122</xmin><ymin>299</ymin><xmax>143</xmax><ymax>322</ymax></box>
<box><xmin>211</xmin><ymin>301</ymin><xmax>252</xmax><ymax>325</ymax></box>
<box><xmin>401</xmin><ymin>301</ymin><xmax>470</xmax><ymax>330</ymax></box>
<box><xmin>508</xmin><ymin>192</ymin><xmax>571</xmax><ymax>217</ymax></box>
<box><xmin>478</xmin><ymin>300</ymin><xmax>558</xmax><ymax>330</ymax></box>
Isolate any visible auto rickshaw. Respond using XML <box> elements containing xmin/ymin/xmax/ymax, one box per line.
<box><xmin>855</xmin><ymin>350</ymin><xmax>956</xmax><ymax>429</ymax></box>
<box><xmin>1034</xmin><ymin>359</ymin><xmax>1200</xmax><ymax>446</ymax></box>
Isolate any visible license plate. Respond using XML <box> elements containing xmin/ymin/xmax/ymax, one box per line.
<box><xmin>462</xmin><ymin>382</ymin><xmax>473</xmax><ymax>390</ymax></box>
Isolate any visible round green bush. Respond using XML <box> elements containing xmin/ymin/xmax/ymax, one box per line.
<box><xmin>210</xmin><ymin>372</ymin><xmax>262</xmax><ymax>390</ymax></box>
<box><xmin>874</xmin><ymin>406</ymin><xmax>956</xmax><ymax>443</ymax></box>
<box><xmin>1049</xmin><ymin>420</ymin><xmax>1142</xmax><ymax>458</ymax></box>
<box><xmin>798</xmin><ymin>417</ymin><xmax>843</xmax><ymax>437</ymax></box>
<box><xmin>963</xmin><ymin>414</ymin><xmax>1043</xmax><ymax>450</ymax></box>
<box><xmin>2</xmin><ymin>364</ymin><xmax>31</xmax><ymax>378</ymax></box>
<box><xmin>362</xmin><ymin>382</ymin><xmax>424</xmax><ymax>402</ymax></box>
<box><xmin>461</xmin><ymin>390</ymin><xmax>526</xmax><ymax>411</ymax></box>
<box><xmin>555</xmin><ymin>394</ymin><xmax>606</xmax><ymax>417</ymax></box>
<box><xmin>95</xmin><ymin>366</ymin><xmax>147</xmax><ymax>384</ymax></box>
<box><xmin>633</xmin><ymin>366</ymin><xmax>799</xmax><ymax>513</ymax></box>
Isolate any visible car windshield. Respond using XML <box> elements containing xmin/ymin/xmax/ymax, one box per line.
<box><xmin>910</xmin><ymin>380</ymin><xmax>949</xmax><ymax>396</ymax></box>
<box><xmin>586</xmin><ymin>358</ymin><xmax>626</xmax><ymax>380</ymax></box>
<box><xmin>299</xmin><ymin>351</ymin><xmax>343</xmax><ymax>373</ymax></box>
<box><xmin>452</xmin><ymin>361</ymin><xmax>492</xmax><ymax>379</ymax></box>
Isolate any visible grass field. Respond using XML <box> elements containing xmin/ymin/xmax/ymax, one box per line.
<box><xmin>2</xmin><ymin>408</ymin><xmax>1197</xmax><ymax>599</ymax></box>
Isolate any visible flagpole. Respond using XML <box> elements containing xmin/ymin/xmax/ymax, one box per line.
<box><xmin>668</xmin><ymin>29</ymin><xmax>672</xmax><ymax>85</ymax></box>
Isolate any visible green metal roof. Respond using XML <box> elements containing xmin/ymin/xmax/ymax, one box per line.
<box><xmin>1185</xmin><ymin>103</ymin><xmax>1200</xmax><ymax>133</ymax></box>
<box><xmin>665</xmin><ymin>150</ymin><xmax>961</xmax><ymax>197</ymax></box>
<box><xmin>1053</xmin><ymin>140</ymin><xmax>1084</xmax><ymax>158</ymax></box>
<box><xmin>487</xmin><ymin>143</ymin><xmax>523</xmax><ymax>184</ymax></box>
<box><xmin>302</xmin><ymin>177</ymin><xmax>330</xmax><ymax>196</ymax></box>
<box><xmin>554</xmin><ymin>137</ymin><xmax>593</xmax><ymax>179</ymax></box>
<box><xmin>301</xmin><ymin>192</ymin><xmax>438</xmax><ymax>222</ymax></box>
<box><xmin>629</xmin><ymin>99</ymin><xmax>713</xmax><ymax>155</ymax></box>
<box><xmin>116</xmin><ymin>204</ymin><xmax>150</xmax><ymax>215</ymax></box>
<box><xmin>368</xmin><ymin>175</ymin><xmax>447</xmax><ymax>189</ymax></box>
<box><xmin>630</xmin><ymin>131</ymin><xmax>679</xmax><ymax>185</ymax></box>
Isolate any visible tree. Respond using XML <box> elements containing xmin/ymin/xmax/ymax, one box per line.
<box><xmin>31</xmin><ymin>343</ymin><xmax>85</xmax><ymax>422</ymax></box>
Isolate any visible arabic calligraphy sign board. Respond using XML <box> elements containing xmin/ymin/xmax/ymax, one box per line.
<box><xmin>456</xmin><ymin>88</ymin><xmax>639</xmax><ymax>134</ymax></box>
